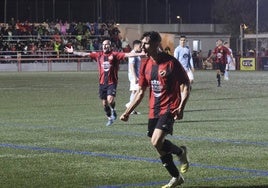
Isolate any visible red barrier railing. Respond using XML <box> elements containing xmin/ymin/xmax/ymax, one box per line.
<box><xmin>4</xmin><ymin>56</ymin><xmax>91</xmax><ymax>72</ymax></box>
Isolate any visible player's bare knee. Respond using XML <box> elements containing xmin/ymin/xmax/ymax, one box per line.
<box><xmin>151</xmin><ymin>138</ymin><xmax>163</xmax><ymax>149</ymax></box>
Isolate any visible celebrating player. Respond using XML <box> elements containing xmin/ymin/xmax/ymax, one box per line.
<box><xmin>65</xmin><ymin>39</ymin><xmax>144</xmax><ymax>126</ymax></box>
<box><xmin>120</xmin><ymin>31</ymin><xmax>190</xmax><ymax>188</ymax></box>
<box><xmin>207</xmin><ymin>39</ymin><xmax>231</xmax><ymax>87</ymax></box>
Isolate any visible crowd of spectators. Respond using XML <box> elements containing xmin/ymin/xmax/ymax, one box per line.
<box><xmin>0</xmin><ymin>19</ymin><xmax>126</xmax><ymax>63</ymax></box>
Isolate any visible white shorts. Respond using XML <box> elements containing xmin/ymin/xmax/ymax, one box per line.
<box><xmin>129</xmin><ymin>79</ymin><xmax>139</xmax><ymax>91</ymax></box>
<box><xmin>187</xmin><ymin>70</ymin><xmax>194</xmax><ymax>81</ymax></box>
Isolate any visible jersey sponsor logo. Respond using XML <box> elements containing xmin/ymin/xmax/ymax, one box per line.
<box><xmin>151</xmin><ymin>80</ymin><xmax>162</xmax><ymax>98</ymax></box>
<box><xmin>159</xmin><ymin>70</ymin><xmax>166</xmax><ymax>77</ymax></box>
<box><xmin>183</xmin><ymin>53</ymin><xmax>189</xmax><ymax>59</ymax></box>
<box><xmin>102</xmin><ymin>61</ymin><xmax>111</xmax><ymax>72</ymax></box>
<box><xmin>216</xmin><ymin>52</ymin><xmax>223</xmax><ymax>59</ymax></box>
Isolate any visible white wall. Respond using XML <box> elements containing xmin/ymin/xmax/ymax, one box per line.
<box><xmin>117</xmin><ymin>23</ymin><xmax>230</xmax><ymax>55</ymax></box>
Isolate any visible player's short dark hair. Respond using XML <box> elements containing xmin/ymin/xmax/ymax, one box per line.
<box><xmin>141</xmin><ymin>31</ymin><xmax>161</xmax><ymax>43</ymax></box>
<box><xmin>132</xmin><ymin>40</ymin><xmax>141</xmax><ymax>46</ymax></box>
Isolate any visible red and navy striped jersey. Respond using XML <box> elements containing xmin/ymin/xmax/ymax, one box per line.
<box><xmin>89</xmin><ymin>51</ymin><xmax>126</xmax><ymax>85</ymax></box>
<box><xmin>139</xmin><ymin>52</ymin><xmax>190</xmax><ymax>119</ymax></box>
<box><xmin>213</xmin><ymin>45</ymin><xmax>230</xmax><ymax>64</ymax></box>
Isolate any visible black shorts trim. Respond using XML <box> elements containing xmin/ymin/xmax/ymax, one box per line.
<box><xmin>215</xmin><ymin>63</ymin><xmax>226</xmax><ymax>74</ymax></box>
<box><xmin>99</xmin><ymin>84</ymin><xmax>117</xmax><ymax>100</ymax></box>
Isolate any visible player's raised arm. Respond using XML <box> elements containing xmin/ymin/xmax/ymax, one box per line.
<box><xmin>125</xmin><ymin>50</ymin><xmax>146</xmax><ymax>58</ymax></box>
<box><xmin>64</xmin><ymin>46</ymin><xmax>91</xmax><ymax>57</ymax></box>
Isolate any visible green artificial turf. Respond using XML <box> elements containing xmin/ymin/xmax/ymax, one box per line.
<box><xmin>0</xmin><ymin>70</ymin><xmax>267</xmax><ymax>188</ymax></box>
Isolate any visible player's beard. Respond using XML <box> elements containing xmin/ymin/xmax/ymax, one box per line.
<box><xmin>103</xmin><ymin>48</ymin><xmax>111</xmax><ymax>54</ymax></box>
<box><xmin>142</xmin><ymin>48</ymin><xmax>149</xmax><ymax>56</ymax></box>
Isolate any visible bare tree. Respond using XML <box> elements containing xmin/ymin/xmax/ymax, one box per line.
<box><xmin>211</xmin><ymin>0</ymin><xmax>256</xmax><ymax>36</ymax></box>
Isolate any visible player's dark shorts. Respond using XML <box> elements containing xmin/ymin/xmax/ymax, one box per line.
<box><xmin>99</xmin><ymin>84</ymin><xmax>117</xmax><ymax>100</ymax></box>
<box><xmin>147</xmin><ymin>112</ymin><xmax>175</xmax><ymax>137</ymax></box>
<box><xmin>215</xmin><ymin>63</ymin><xmax>226</xmax><ymax>74</ymax></box>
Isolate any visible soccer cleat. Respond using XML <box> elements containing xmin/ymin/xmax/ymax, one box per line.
<box><xmin>178</xmin><ymin>146</ymin><xmax>189</xmax><ymax>174</ymax></box>
<box><xmin>224</xmin><ymin>76</ymin><xmax>229</xmax><ymax>81</ymax></box>
<box><xmin>130</xmin><ymin>110</ymin><xmax>141</xmax><ymax>115</ymax></box>
<box><xmin>106</xmin><ymin>118</ymin><xmax>114</xmax><ymax>126</ymax></box>
<box><xmin>162</xmin><ymin>175</ymin><xmax>184</xmax><ymax>188</ymax></box>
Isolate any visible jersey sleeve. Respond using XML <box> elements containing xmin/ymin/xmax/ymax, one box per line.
<box><xmin>114</xmin><ymin>52</ymin><xmax>126</xmax><ymax>61</ymax></box>
<box><xmin>89</xmin><ymin>52</ymin><xmax>98</xmax><ymax>61</ymax></box>
<box><xmin>225</xmin><ymin>46</ymin><xmax>231</xmax><ymax>55</ymax></box>
<box><xmin>138</xmin><ymin>58</ymin><xmax>149</xmax><ymax>88</ymax></box>
<box><xmin>173</xmin><ymin>47</ymin><xmax>179</xmax><ymax>59</ymax></box>
<box><xmin>174</xmin><ymin>59</ymin><xmax>190</xmax><ymax>85</ymax></box>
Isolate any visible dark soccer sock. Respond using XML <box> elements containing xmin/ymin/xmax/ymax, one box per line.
<box><xmin>217</xmin><ymin>74</ymin><xmax>221</xmax><ymax>86</ymax></box>
<box><xmin>160</xmin><ymin>153</ymin><xmax>180</xmax><ymax>177</ymax></box>
<box><xmin>104</xmin><ymin>105</ymin><xmax>111</xmax><ymax>117</ymax></box>
<box><xmin>162</xmin><ymin>139</ymin><xmax>183</xmax><ymax>156</ymax></box>
<box><xmin>110</xmin><ymin>101</ymin><xmax>115</xmax><ymax>109</ymax></box>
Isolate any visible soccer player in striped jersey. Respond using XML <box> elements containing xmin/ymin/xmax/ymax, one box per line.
<box><xmin>207</xmin><ymin>39</ymin><xmax>231</xmax><ymax>87</ymax></box>
<box><xmin>120</xmin><ymin>31</ymin><xmax>190</xmax><ymax>188</ymax></box>
<box><xmin>65</xmin><ymin>39</ymin><xmax>144</xmax><ymax>126</ymax></box>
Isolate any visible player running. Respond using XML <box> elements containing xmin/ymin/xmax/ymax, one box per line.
<box><xmin>120</xmin><ymin>31</ymin><xmax>190</xmax><ymax>188</ymax></box>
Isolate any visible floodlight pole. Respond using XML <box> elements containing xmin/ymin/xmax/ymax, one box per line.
<box><xmin>177</xmin><ymin>16</ymin><xmax>182</xmax><ymax>32</ymax></box>
<box><xmin>240</xmin><ymin>24</ymin><xmax>243</xmax><ymax>57</ymax></box>
<box><xmin>256</xmin><ymin>0</ymin><xmax>259</xmax><ymax>65</ymax></box>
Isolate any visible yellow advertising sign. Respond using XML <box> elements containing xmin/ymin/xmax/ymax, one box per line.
<box><xmin>240</xmin><ymin>58</ymin><xmax>256</xmax><ymax>71</ymax></box>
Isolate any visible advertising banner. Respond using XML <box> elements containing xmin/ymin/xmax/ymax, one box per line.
<box><xmin>240</xmin><ymin>58</ymin><xmax>256</xmax><ymax>71</ymax></box>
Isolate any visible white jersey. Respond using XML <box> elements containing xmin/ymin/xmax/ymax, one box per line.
<box><xmin>227</xmin><ymin>47</ymin><xmax>233</xmax><ymax>64</ymax></box>
<box><xmin>174</xmin><ymin>45</ymin><xmax>194</xmax><ymax>71</ymax></box>
<box><xmin>128</xmin><ymin>50</ymin><xmax>141</xmax><ymax>81</ymax></box>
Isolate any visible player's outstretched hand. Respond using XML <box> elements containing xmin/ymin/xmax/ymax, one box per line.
<box><xmin>120</xmin><ymin>113</ymin><xmax>129</xmax><ymax>122</ymax></box>
<box><xmin>64</xmin><ymin>46</ymin><xmax>73</xmax><ymax>53</ymax></box>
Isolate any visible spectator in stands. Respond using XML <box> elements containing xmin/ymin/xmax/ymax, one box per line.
<box><xmin>121</xmin><ymin>37</ymin><xmax>131</xmax><ymax>53</ymax></box>
<box><xmin>246</xmin><ymin>49</ymin><xmax>255</xmax><ymax>57</ymax></box>
<box><xmin>0</xmin><ymin>20</ymin><xmax>126</xmax><ymax>61</ymax></box>
<box><xmin>59</xmin><ymin>20</ymin><xmax>68</xmax><ymax>35</ymax></box>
